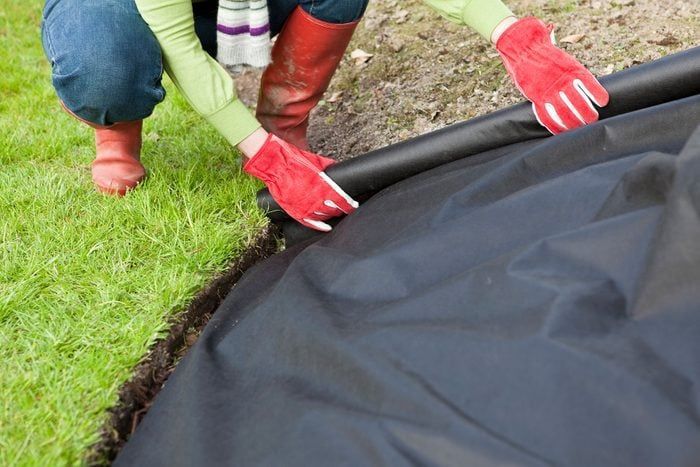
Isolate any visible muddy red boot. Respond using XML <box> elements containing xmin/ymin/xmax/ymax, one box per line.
<box><xmin>256</xmin><ymin>7</ymin><xmax>359</xmax><ymax>150</ymax></box>
<box><xmin>92</xmin><ymin>120</ymin><xmax>146</xmax><ymax>196</ymax></box>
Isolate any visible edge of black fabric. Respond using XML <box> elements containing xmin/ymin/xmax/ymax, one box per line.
<box><xmin>258</xmin><ymin>46</ymin><xmax>700</xmax><ymax>245</ymax></box>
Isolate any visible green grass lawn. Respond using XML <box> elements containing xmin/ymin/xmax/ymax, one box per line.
<box><xmin>0</xmin><ymin>1</ymin><xmax>268</xmax><ymax>464</ymax></box>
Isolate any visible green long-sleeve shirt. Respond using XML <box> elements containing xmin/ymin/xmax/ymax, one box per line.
<box><xmin>134</xmin><ymin>0</ymin><xmax>514</xmax><ymax>147</ymax></box>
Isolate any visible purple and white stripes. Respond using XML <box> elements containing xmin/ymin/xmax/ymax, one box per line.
<box><xmin>216</xmin><ymin>23</ymin><xmax>270</xmax><ymax>36</ymax></box>
<box><xmin>216</xmin><ymin>0</ymin><xmax>271</xmax><ymax>69</ymax></box>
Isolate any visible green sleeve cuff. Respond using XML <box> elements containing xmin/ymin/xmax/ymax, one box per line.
<box><xmin>462</xmin><ymin>0</ymin><xmax>514</xmax><ymax>40</ymax></box>
<box><xmin>206</xmin><ymin>99</ymin><xmax>262</xmax><ymax>147</ymax></box>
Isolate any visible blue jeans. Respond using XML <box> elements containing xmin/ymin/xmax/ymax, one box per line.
<box><xmin>41</xmin><ymin>0</ymin><xmax>368</xmax><ymax>126</ymax></box>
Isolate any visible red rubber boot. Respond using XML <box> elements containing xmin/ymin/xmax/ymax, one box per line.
<box><xmin>256</xmin><ymin>6</ymin><xmax>359</xmax><ymax>150</ymax></box>
<box><xmin>60</xmin><ymin>101</ymin><xmax>145</xmax><ymax>196</ymax></box>
<box><xmin>92</xmin><ymin>120</ymin><xmax>146</xmax><ymax>196</ymax></box>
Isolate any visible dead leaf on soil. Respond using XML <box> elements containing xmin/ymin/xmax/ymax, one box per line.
<box><xmin>350</xmin><ymin>49</ymin><xmax>374</xmax><ymax>65</ymax></box>
<box><xmin>326</xmin><ymin>91</ymin><xmax>344</xmax><ymax>103</ymax></box>
<box><xmin>648</xmin><ymin>34</ymin><xmax>680</xmax><ymax>47</ymax></box>
<box><xmin>560</xmin><ymin>33</ymin><xmax>586</xmax><ymax>44</ymax></box>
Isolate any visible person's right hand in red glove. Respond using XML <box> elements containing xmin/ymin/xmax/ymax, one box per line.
<box><xmin>238</xmin><ymin>129</ymin><xmax>358</xmax><ymax>232</ymax></box>
<box><xmin>492</xmin><ymin>16</ymin><xmax>609</xmax><ymax>135</ymax></box>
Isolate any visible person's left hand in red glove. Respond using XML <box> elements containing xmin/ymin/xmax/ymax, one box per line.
<box><xmin>238</xmin><ymin>128</ymin><xmax>358</xmax><ymax>232</ymax></box>
<box><xmin>492</xmin><ymin>16</ymin><xmax>609</xmax><ymax>134</ymax></box>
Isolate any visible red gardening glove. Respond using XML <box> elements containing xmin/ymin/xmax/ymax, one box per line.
<box><xmin>243</xmin><ymin>134</ymin><xmax>358</xmax><ymax>232</ymax></box>
<box><xmin>495</xmin><ymin>17</ymin><xmax>609</xmax><ymax>135</ymax></box>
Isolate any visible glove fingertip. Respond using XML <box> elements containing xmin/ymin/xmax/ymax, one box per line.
<box><xmin>598</xmin><ymin>89</ymin><xmax>610</xmax><ymax>107</ymax></box>
<box><xmin>319</xmin><ymin>172</ymin><xmax>358</xmax><ymax>210</ymax></box>
<box><xmin>338</xmin><ymin>197</ymin><xmax>359</xmax><ymax>213</ymax></box>
<box><xmin>533</xmin><ymin>103</ymin><xmax>562</xmax><ymax>135</ymax></box>
<box><xmin>590</xmin><ymin>83</ymin><xmax>610</xmax><ymax>107</ymax></box>
<box><xmin>575</xmin><ymin>77</ymin><xmax>610</xmax><ymax>107</ymax></box>
<box><xmin>303</xmin><ymin>218</ymin><xmax>332</xmax><ymax>232</ymax></box>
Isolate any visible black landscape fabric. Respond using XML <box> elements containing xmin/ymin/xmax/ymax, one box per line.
<box><xmin>117</xmin><ymin>93</ymin><xmax>700</xmax><ymax>465</ymax></box>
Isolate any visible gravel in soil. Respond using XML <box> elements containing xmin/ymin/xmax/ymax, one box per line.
<box><xmin>236</xmin><ymin>0</ymin><xmax>698</xmax><ymax>160</ymax></box>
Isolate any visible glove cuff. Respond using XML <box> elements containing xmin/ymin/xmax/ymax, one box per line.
<box><xmin>495</xmin><ymin>17</ymin><xmax>553</xmax><ymax>59</ymax></box>
<box><xmin>243</xmin><ymin>134</ymin><xmax>336</xmax><ymax>184</ymax></box>
<box><xmin>243</xmin><ymin>133</ymin><xmax>278</xmax><ymax>184</ymax></box>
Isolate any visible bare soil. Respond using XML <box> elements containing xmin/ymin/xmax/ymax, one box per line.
<box><xmin>236</xmin><ymin>0</ymin><xmax>698</xmax><ymax>160</ymax></box>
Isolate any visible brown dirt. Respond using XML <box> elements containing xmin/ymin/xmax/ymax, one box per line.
<box><xmin>87</xmin><ymin>226</ymin><xmax>279</xmax><ymax>465</ymax></box>
<box><xmin>236</xmin><ymin>0</ymin><xmax>698</xmax><ymax>160</ymax></box>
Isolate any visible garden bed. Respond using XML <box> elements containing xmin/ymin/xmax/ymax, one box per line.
<box><xmin>2</xmin><ymin>0</ymin><xmax>696</xmax><ymax>464</ymax></box>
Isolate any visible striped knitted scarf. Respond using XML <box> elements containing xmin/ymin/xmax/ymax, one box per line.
<box><xmin>215</xmin><ymin>0</ymin><xmax>271</xmax><ymax>69</ymax></box>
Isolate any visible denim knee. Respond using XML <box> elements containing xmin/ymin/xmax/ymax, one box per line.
<box><xmin>302</xmin><ymin>0</ymin><xmax>369</xmax><ymax>24</ymax></box>
<box><xmin>42</xmin><ymin>0</ymin><xmax>165</xmax><ymax>126</ymax></box>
